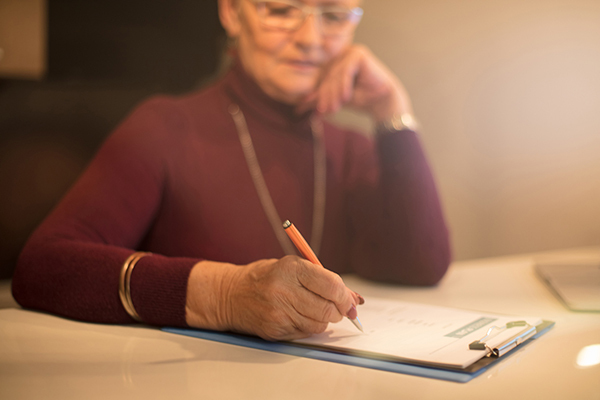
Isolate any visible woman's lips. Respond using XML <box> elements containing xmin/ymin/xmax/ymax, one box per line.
<box><xmin>285</xmin><ymin>59</ymin><xmax>320</xmax><ymax>73</ymax></box>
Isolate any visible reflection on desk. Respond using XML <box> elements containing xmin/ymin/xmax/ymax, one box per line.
<box><xmin>1</xmin><ymin>247</ymin><xmax>599</xmax><ymax>400</ymax></box>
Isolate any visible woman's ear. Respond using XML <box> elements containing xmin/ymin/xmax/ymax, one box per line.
<box><xmin>218</xmin><ymin>0</ymin><xmax>242</xmax><ymax>37</ymax></box>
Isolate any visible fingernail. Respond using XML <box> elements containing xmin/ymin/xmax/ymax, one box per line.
<box><xmin>347</xmin><ymin>304</ymin><xmax>358</xmax><ymax>320</ymax></box>
<box><xmin>356</xmin><ymin>292</ymin><xmax>365</xmax><ymax>305</ymax></box>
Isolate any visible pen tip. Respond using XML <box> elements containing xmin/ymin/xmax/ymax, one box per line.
<box><xmin>352</xmin><ymin>316</ymin><xmax>364</xmax><ymax>332</ymax></box>
<box><xmin>282</xmin><ymin>220</ymin><xmax>291</xmax><ymax>229</ymax></box>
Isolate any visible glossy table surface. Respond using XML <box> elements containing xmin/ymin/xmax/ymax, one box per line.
<box><xmin>1</xmin><ymin>248</ymin><xmax>600</xmax><ymax>400</ymax></box>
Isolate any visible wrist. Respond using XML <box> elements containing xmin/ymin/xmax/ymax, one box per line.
<box><xmin>377</xmin><ymin>112</ymin><xmax>420</xmax><ymax>133</ymax></box>
<box><xmin>185</xmin><ymin>261</ymin><xmax>241</xmax><ymax>330</ymax></box>
<box><xmin>370</xmin><ymin>83</ymin><xmax>415</xmax><ymax>124</ymax></box>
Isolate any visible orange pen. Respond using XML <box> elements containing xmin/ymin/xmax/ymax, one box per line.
<box><xmin>283</xmin><ymin>220</ymin><xmax>364</xmax><ymax>332</ymax></box>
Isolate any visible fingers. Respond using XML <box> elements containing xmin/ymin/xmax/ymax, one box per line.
<box><xmin>253</xmin><ymin>306</ymin><xmax>329</xmax><ymax>341</ymax></box>
<box><xmin>290</xmin><ymin>278</ymin><xmax>345</xmax><ymax>323</ymax></box>
<box><xmin>257</xmin><ymin>261</ymin><xmax>350</xmax><ymax>340</ymax></box>
<box><xmin>294</xmin><ymin>260</ymin><xmax>357</xmax><ymax>321</ymax></box>
<box><xmin>295</xmin><ymin>47</ymin><xmax>360</xmax><ymax>115</ymax></box>
<box><xmin>315</xmin><ymin>47</ymin><xmax>363</xmax><ymax>114</ymax></box>
<box><xmin>351</xmin><ymin>291</ymin><xmax>365</xmax><ymax>306</ymax></box>
<box><xmin>298</xmin><ymin>44</ymin><xmax>410</xmax><ymax>120</ymax></box>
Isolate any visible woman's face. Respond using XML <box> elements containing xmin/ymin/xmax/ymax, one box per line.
<box><xmin>227</xmin><ymin>0</ymin><xmax>360</xmax><ymax>105</ymax></box>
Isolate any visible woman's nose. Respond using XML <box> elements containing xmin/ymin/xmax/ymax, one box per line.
<box><xmin>292</xmin><ymin>13</ymin><xmax>323</xmax><ymax>48</ymax></box>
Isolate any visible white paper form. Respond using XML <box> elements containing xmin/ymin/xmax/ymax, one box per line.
<box><xmin>294</xmin><ymin>298</ymin><xmax>542</xmax><ymax>369</ymax></box>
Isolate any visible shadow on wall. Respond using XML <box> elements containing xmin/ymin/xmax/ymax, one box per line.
<box><xmin>0</xmin><ymin>0</ymin><xmax>225</xmax><ymax>279</ymax></box>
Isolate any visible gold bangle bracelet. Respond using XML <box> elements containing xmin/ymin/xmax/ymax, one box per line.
<box><xmin>118</xmin><ymin>252</ymin><xmax>151</xmax><ymax>322</ymax></box>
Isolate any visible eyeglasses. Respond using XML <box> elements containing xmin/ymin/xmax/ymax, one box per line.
<box><xmin>249</xmin><ymin>0</ymin><xmax>364</xmax><ymax>36</ymax></box>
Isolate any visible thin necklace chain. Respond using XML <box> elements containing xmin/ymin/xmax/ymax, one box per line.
<box><xmin>228</xmin><ymin>103</ymin><xmax>326</xmax><ymax>256</ymax></box>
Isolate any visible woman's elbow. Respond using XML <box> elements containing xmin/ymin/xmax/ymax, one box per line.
<box><xmin>411</xmin><ymin>253</ymin><xmax>451</xmax><ymax>286</ymax></box>
<box><xmin>406</xmin><ymin>236</ymin><xmax>452</xmax><ymax>286</ymax></box>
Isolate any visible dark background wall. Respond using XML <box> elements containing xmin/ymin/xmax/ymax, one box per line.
<box><xmin>0</xmin><ymin>0</ymin><xmax>225</xmax><ymax>278</ymax></box>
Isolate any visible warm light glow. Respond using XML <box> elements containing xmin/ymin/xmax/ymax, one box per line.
<box><xmin>576</xmin><ymin>344</ymin><xmax>600</xmax><ymax>368</ymax></box>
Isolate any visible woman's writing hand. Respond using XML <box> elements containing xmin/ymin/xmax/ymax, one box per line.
<box><xmin>185</xmin><ymin>256</ymin><xmax>358</xmax><ymax>341</ymax></box>
<box><xmin>298</xmin><ymin>44</ymin><xmax>413</xmax><ymax>122</ymax></box>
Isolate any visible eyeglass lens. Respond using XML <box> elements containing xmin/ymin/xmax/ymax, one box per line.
<box><xmin>255</xmin><ymin>1</ymin><xmax>362</xmax><ymax>35</ymax></box>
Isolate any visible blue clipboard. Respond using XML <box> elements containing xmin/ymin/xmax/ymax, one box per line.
<box><xmin>162</xmin><ymin>320</ymin><xmax>554</xmax><ymax>383</ymax></box>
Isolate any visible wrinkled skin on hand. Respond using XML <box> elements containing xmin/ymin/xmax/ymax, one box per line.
<box><xmin>186</xmin><ymin>256</ymin><xmax>359</xmax><ymax>341</ymax></box>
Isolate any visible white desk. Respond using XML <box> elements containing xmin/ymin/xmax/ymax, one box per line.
<box><xmin>2</xmin><ymin>248</ymin><xmax>600</xmax><ymax>400</ymax></box>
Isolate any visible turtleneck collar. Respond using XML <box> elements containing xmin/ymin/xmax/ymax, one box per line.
<box><xmin>222</xmin><ymin>57</ymin><xmax>314</xmax><ymax>137</ymax></box>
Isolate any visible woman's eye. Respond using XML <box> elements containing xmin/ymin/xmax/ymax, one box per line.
<box><xmin>265</xmin><ymin>3</ymin><xmax>296</xmax><ymax>17</ymax></box>
<box><xmin>322</xmin><ymin>11</ymin><xmax>349</xmax><ymax>24</ymax></box>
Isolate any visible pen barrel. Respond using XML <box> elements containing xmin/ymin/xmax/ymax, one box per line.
<box><xmin>283</xmin><ymin>222</ymin><xmax>323</xmax><ymax>267</ymax></box>
<box><xmin>283</xmin><ymin>220</ymin><xmax>364</xmax><ymax>332</ymax></box>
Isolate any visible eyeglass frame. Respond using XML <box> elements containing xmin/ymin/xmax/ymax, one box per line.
<box><xmin>247</xmin><ymin>0</ymin><xmax>364</xmax><ymax>36</ymax></box>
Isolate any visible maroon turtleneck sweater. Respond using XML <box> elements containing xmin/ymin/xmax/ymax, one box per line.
<box><xmin>12</xmin><ymin>61</ymin><xmax>451</xmax><ymax>328</ymax></box>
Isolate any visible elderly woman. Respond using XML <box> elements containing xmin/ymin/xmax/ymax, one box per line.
<box><xmin>12</xmin><ymin>0</ymin><xmax>451</xmax><ymax>341</ymax></box>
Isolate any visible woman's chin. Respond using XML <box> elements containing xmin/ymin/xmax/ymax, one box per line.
<box><xmin>267</xmin><ymin>85</ymin><xmax>313</xmax><ymax>106</ymax></box>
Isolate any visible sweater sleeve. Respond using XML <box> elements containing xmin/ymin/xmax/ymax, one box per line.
<box><xmin>344</xmin><ymin>128</ymin><xmax>451</xmax><ymax>285</ymax></box>
<box><xmin>11</xmin><ymin>98</ymin><xmax>197</xmax><ymax>327</ymax></box>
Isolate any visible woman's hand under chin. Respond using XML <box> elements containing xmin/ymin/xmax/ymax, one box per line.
<box><xmin>296</xmin><ymin>44</ymin><xmax>414</xmax><ymax>123</ymax></box>
<box><xmin>185</xmin><ymin>256</ymin><xmax>359</xmax><ymax>341</ymax></box>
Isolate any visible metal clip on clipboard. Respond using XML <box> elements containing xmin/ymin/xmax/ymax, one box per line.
<box><xmin>469</xmin><ymin>321</ymin><xmax>537</xmax><ymax>357</ymax></box>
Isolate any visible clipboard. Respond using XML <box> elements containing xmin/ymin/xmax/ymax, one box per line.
<box><xmin>162</xmin><ymin>319</ymin><xmax>554</xmax><ymax>383</ymax></box>
<box><xmin>468</xmin><ymin>320</ymin><xmax>538</xmax><ymax>357</ymax></box>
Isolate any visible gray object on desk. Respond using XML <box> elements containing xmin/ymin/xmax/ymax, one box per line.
<box><xmin>535</xmin><ymin>262</ymin><xmax>600</xmax><ymax>312</ymax></box>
